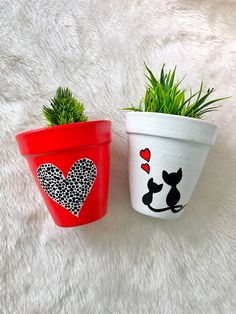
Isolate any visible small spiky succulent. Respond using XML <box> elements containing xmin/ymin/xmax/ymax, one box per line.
<box><xmin>43</xmin><ymin>87</ymin><xmax>88</xmax><ymax>126</ymax></box>
<box><xmin>123</xmin><ymin>64</ymin><xmax>228</xmax><ymax>119</ymax></box>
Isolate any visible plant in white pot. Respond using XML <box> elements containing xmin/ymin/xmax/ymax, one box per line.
<box><xmin>124</xmin><ymin>64</ymin><xmax>227</xmax><ymax>219</ymax></box>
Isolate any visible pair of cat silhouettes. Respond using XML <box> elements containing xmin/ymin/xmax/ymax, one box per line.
<box><xmin>142</xmin><ymin>167</ymin><xmax>185</xmax><ymax>213</ymax></box>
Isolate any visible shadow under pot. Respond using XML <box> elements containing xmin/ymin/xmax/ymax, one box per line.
<box><xmin>16</xmin><ymin>120</ymin><xmax>111</xmax><ymax>227</ymax></box>
<box><xmin>126</xmin><ymin>112</ymin><xmax>217</xmax><ymax>219</ymax></box>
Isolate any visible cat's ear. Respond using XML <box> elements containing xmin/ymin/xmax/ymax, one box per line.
<box><xmin>162</xmin><ymin>170</ymin><xmax>168</xmax><ymax>183</ymax></box>
<box><xmin>151</xmin><ymin>181</ymin><xmax>163</xmax><ymax>193</ymax></box>
<box><xmin>156</xmin><ymin>183</ymin><xmax>163</xmax><ymax>193</ymax></box>
<box><xmin>176</xmin><ymin>168</ymin><xmax>182</xmax><ymax>183</ymax></box>
<box><xmin>147</xmin><ymin>178</ymin><xmax>154</xmax><ymax>190</ymax></box>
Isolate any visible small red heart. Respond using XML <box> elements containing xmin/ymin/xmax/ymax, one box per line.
<box><xmin>141</xmin><ymin>163</ymin><xmax>150</xmax><ymax>174</ymax></box>
<box><xmin>140</xmin><ymin>148</ymin><xmax>151</xmax><ymax>162</ymax></box>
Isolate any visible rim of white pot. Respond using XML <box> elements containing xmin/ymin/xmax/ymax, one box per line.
<box><xmin>126</xmin><ymin>112</ymin><xmax>218</xmax><ymax>146</ymax></box>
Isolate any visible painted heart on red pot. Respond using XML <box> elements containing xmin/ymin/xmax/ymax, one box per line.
<box><xmin>37</xmin><ymin>158</ymin><xmax>97</xmax><ymax>217</ymax></box>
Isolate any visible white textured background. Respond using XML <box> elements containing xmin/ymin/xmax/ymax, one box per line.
<box><xmin>1</xmin><ymin>1</ymin><xmax>236</xmax><ymax>313</ymax></box>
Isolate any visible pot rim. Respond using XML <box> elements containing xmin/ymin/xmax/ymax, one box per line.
<box><xmin>16</xmin><ymin>120</ymin><xmax>111</xmax><ymax>157</ymax></box>
<box><xmin>126</xmin><ymin>111</ymin><xmax>216</xmax><ymax>127</ymax></box>
<box><xmin>126</xmin><ymin>112</ymin><xmax>218</xmax><ymax>146</ymax></box>
<box><xmin>15</xmin><ymin>120</ymin><xmax>110</xmax><ymax>139</ymax></box>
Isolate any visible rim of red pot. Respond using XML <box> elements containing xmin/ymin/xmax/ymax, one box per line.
<box><xmin>16</xmin><ymin>120</ymin><xmax>111</xmax><ymax>157</ymax></box>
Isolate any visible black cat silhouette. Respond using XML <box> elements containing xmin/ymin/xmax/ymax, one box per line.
<box><xmin>142</xmin><ymin>167</ymin><xmax>185</xmax><ymax>213</ymax></box>
<box><xmin>142</xmin><ymin>178</ymin><xmax>163</xmax><ymax>206</ymax></box>
<box><xmin>162</xmin><ymin>168</ymin><xmax>182</xmax><ymax>211</ymax></box>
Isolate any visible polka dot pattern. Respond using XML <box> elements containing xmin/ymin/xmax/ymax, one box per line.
<box><xmin>37</xmin><ymin>159</ymin><xmax>97</xmax><ymax>217</ymax></box>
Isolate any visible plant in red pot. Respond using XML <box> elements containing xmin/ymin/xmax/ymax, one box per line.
<box><xmin>16</xmin><ymin>87</ymin><xmax>111</xmax><ymax>227</ymax></box>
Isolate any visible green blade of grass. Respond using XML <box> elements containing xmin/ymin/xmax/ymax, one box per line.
<box><xmin>121</xmin><ymin>63</ymin><xmax>228</xmax><ymax>119</ymax></box>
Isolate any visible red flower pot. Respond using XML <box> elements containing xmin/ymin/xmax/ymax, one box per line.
<box><xmin>16</xmin><ymin>120</ymin><xmax>111</xmax><ymax>227</ymax></box>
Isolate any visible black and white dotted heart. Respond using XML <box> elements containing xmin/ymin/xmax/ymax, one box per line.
<box><xmin>37</xmin><ymin>159</ymin><xmax>97</xmax><ymax>217</ymax></box>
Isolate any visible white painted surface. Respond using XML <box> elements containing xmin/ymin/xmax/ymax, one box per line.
<box><xmin>1</xmin><ymin>0</ymin><xmax>236</xmax><ymax>313</ymax></box>
<box><xmin>126</xmin><ymin>112</ymin><xmax>217</xmax><ymax>219</ymax></box>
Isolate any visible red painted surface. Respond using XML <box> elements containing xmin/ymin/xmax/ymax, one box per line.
<box><xmin>16</xmin><ymin>120</ymin><xmax>111</xmax><ymax>227</ymax></box>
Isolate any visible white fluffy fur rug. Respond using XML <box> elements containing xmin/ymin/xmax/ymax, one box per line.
<box><xmin>1</xmin><ymin>0</ymin><xmax>236</xmax><ymax>313</ymax></box>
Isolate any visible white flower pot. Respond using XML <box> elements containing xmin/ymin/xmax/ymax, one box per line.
<box><xmin>126</xmin><ymin>112</ymin><xmax>217</xmax><ymax>219</ymax></box>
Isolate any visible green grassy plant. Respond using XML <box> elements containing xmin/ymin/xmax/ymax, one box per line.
<box><xmin>123</xmin><ymin>64</ymin><xmax>227</xmax><ymax>119</ymax></box>
<box><xmin>43</xmin><ymin>87</ymin><xmax>88</xmax><ymax>126</ymax></box>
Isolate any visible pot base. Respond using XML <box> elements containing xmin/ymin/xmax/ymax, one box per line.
<box><xmin>53</xmin><ymin>210</ymin><xmax>107</xmax><ymax>228</ymax></box>
<box><xmin>131</xmin><ymin>205</ymin><xmax>186</xmax><ymax>220</ymax></box>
